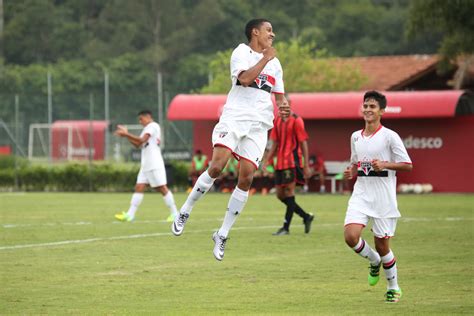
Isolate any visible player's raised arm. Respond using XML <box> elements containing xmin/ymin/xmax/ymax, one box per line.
<box><xmin>115</xmin><ymin>125</ymin><xmax>150</xmax><ymax>148</ymax></box>
<box><xmin>237</xmin><ymin>47</ymin><xmax>276</xmax><ymax>86</ymax></box>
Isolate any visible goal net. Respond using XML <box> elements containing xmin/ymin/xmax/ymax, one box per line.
<box><xmin>28</xmin><ymin>123</ymin><xmax>145</xmax><ymax>162</ymax></box>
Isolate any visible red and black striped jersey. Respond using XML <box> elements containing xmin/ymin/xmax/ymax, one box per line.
<box><xmin>270</xmin><ymin>113</ymin><xmax>308</xmax><ymax>170</ymax></box>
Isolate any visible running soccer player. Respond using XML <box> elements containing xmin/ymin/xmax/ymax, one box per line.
<box><xmin>171</xmin><ymin>18</ymin><xmax>290</xmax><ymax>261</ymax></box>
<box><xmin>114</xmin><ymin>110</ymin><xmax>178</xmax><ymax>222</ymax></box>
<box><xmin>343</xmin><ymin>91</ymin><xmax>412</xmax><ymax>303</ymax></box>
<box><xmin>264</xmin><ymin>107</ymin><xmax>314</xmax><ymax>236</ymax></box>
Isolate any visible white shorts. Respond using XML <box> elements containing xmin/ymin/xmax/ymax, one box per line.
<box><xmin>344</xmin><ymin>208</ymin><xmax>397</xmax><ymax>239</ymax></box>
<box><xmin>212</xmin><ymin>120</ymin><xmax>268</xmax><ymax>169</ymax></box>
<box><xmin>137</xmin><ymin>168</ymin><xmax>167</xmax><ymax>188</ymax></box>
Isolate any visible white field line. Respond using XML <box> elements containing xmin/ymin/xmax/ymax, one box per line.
<box><xmin>1</xmin><ymin>217</ymin><xmax>257</xmax><ymax>229</ymax></box>
<box><xmin>0</xmin><ymin>225</ymin><xmax>282</xmax><ymax>251</ymax></box>
<box><xmin>1</xmin><ymin>216</ymin><xmax>472</xmax><ymax>251</ymax></box>
<box><xmin>2</xmin><ymin>216</ymin><xmax>471</xmax><ymax>230</ymax></box>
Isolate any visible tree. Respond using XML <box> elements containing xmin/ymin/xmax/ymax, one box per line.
<box><xmin>200</xmin><ymin>39</ymin><xmax>367</xmax><ymax>94</ymax></box>
<box><xmin>407</xmin><ymin>0</ymin><xmax>474</xmax><ymax>68</ymax></box>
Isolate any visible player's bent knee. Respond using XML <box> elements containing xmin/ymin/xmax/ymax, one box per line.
<box><xmin>135</xmin><ymin>184</ymin><xmax>147</xmax><ymax>192</ymax></box>
<box><xmin>374</xmin><ymin>237</ymin><xmax>390</xmax><ymax>255</ymax></box>
<box><xmin>237</xmin><ymin>176</ymin><xmax>253</xmax><ymax>191</ymax></box>
<box><xmin>344</xmin><ymin>231</ymin><xmax>359</xmax><ymax>248</ymax></box>
<box><xmin>208</xmin><ymin>165</ymin><xmax>223</xmax><ymax>178</ymax></box>
<box><xmin>155</xmin><ymin>185</ymin><xmax>168</xmax><ymax>195</ymax></box>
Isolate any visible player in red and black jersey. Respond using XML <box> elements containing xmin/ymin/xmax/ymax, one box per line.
<box><xmin>264</xmin><ymin>105</ymin><xmax>315</xmax><ymax>235</ymax></box>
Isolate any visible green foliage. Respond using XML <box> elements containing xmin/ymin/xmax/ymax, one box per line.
<box><xmin>0</xmin><ymin>155</ymin><xmax>29</xmax><ymax>169</ymax></box>
<box><xmin>407</xmin><ymin>0</ymin><xmax>474</xmax><ymax>69</ymax></box>
<box><xmin>201</xmin><ymin>40</ymin><xmax>367</xmax><ymax>93</ymax></box>
<box><xmin>0</xmin><ymin>0</ymin><xmax>438</xmax><ymax>95</ymax></box>
<box><xmin>0</xmin><ymin>161</ymin><xmax>189</xmax><ymax>192</ymax></box>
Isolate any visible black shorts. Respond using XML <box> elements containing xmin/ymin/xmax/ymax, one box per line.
<box><xmin>275</xmin><ymin>167</ymin><xmax>305</xmax><ymax>186</ymax></box>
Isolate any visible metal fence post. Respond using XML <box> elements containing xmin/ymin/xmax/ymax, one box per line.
<box><xmin>157</xmin><ymin>72</ymin><xmax>164</xmax><ymax>149</ymax></box>
<box><xmin>14</xmin><ymin>94</ymin><xmax>19</xmax><ymax>191</ymax></box>
<box><xmin>47</xmin><ymin>71</ymin><xmax>52</xmax><ymax>163</ymax></box>
<box><xmin>104</xmin><ymin>71</ymin><xmax>109</xmax><ymax>160</ymax></box>
<box><xmin>88</xmin><ymin>93</ymin><xmax>94</xmax><ymax>191</ymax></box>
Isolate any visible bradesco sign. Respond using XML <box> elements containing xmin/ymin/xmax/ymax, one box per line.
<box><xmin>403</xmin><ymin>135</ymin><xmax>443</xmax><ymax>149</ymax></box>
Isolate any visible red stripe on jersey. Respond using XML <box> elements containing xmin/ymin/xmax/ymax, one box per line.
<box><xmin>261</xmin><ymin>73</ymin><xmax>275</xmax><ymax>85</ymax></box>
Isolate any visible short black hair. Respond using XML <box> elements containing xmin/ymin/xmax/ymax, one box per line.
<box><xmin>363</xmin><ymin>91</ymin><xmax>387</xmax><ymax>109</ymax></box>
<box><xmin>245</xmin><ymin>18</ymin><xmax>271</xmax><ymax>42</ymax></box>
<box><xmin>138</xmin><ymin>110</ymin><xmax>152</xmax><ymax>116</ymax></box>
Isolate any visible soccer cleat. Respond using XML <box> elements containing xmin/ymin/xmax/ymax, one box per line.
<box><xmin>115</xmin><ymin>212</ymin><xmax>133</xmax><ymax>222</ymax></box>
<box><xmin>166</xmin><ymin>213</ymin><xmax>177</xmax><ymax>222</ymax></box>
<box><xmin>385</xmin><ymin>288</ymin><xmax>402</xmax><ymax>303</ymax></box>
<box><xmin>171</xmin><ymin>212</ymin><xmax>189</xmax><ymax>236</ymax></box>
<box><xmin>272</xmin><ymin>227</ymin><xmax>289</xmax><ymax>236</ymax></box>
<box><xmin>212</xmin><ymin>231</ymin><xmax>228</xmax><ymax>261</ymax></box>
<box><xmin>368</xmin><ymin>261</ymin><xmax>382</xmax><ymax>286</ymax></box>
<box><xmin>303</xmin><ymin>213</ymin><xmax>315</xmax><ymax>233</ymax></box>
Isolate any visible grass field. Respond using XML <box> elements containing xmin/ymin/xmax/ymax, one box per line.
<box><xmin>1</xmin><ymin>192</ymin><xmax>473</xmax><ymax>315</ymax></box>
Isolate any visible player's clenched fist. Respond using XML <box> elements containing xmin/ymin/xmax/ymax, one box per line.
<box><xmin>263</xmin><ymin>47</ymin><xmax>277</xmax><ymax>61</ymax></box>
<box><xmin>344</xmin><ymin>166</ymin><xmax>354</xmax><ymax>180</ymax></box>
<box><xmin>371</xmin><ymin>159</ymin><xmax>385</xmax><ymax>172</ymax></box>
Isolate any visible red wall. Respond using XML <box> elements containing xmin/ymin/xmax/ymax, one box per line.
<box><xmin>193</xmin><ymin>116</ymin><xmax>474</xmax><ymax>192</ymax></box>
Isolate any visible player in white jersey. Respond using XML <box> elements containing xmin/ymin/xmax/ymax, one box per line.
<box><xmin>343</xmin><ymin>91</ymin><xmax>413</xmax><ymax>303</ymax></box>
<box><xmin>114</xmin><ymin>110</ymin><xmax>178</xmax><ymax>223</ymax></box>
<box><xmin>171</xmin><ymin>18</ymin><xmax>290</xmax><ymax>261</ymax></box>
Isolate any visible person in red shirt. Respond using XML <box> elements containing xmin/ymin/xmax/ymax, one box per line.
<box><xmin>264</xmin><ymin>106</ymin><xmax>315</xmax><ymax>235</ymax></box>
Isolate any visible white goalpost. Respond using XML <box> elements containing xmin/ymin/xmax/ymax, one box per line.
<box><xmin>28</xmin><ymin>123</ymin><xmax>145</xmax><ymax>161</ymax></box>
<box><xmin>28</xmin><ymin>123</ymin><xmax>89</xmax><ymax>161</ymax></box>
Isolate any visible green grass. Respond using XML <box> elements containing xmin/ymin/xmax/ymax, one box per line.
<box><xmin>0</xmin><ymin>192</ymin><xmax>473</xmax><ymax>315</ymax></box>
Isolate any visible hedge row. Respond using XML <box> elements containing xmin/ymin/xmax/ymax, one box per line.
<box><xmin>0</xmin><ymin>161</ymin><xmax>190</xmax><ymax>192</ymax></box>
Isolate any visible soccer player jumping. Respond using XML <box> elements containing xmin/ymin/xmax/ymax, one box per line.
<box><xmin>171</xmin><ymin>18</ymin><xmax>290</xmax><ymax>261</ymax></box>
<box><xmin>343</xmin><ymin>91</ymin><xmax>412</xmax><ymax>303</ymax></box>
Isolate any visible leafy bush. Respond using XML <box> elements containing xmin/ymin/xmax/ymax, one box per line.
<box><xmin>0</xmin><ymin>160</ymin><xmax>190</xmax><ymax>192</ymax></box>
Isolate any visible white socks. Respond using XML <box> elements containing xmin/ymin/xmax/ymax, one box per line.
<box><xmin>163</xmin><ymin>191</ymin><xmax>178</xmax><ymax>216</ymax></box>
<box><xmin>127</xmin><ymin>191</ymin><xmax>177</xmax><ymax>219</ymax></box>
<box><xmin>181</xmin><ymin>170</ymin><xmax>216</xmax><ymax>214</ymax></box>
<box><xmin>353</xmin><ymin>238</ymin><xmax>381</xmax><ymax>266</ymax></box>
<box><xmin>382</xmin><ymin>250</ymin><xmax>399</xmax><ymax>290</ymax></box>
<box><xmin>127</xmin><ymin>193</ymin><xmax>144</xmax><ymax>218</ymax></box>
<box><xmin>218</xmin><ymin>187</ymin><xmax>249</xmax><ymax>238</ymax></box>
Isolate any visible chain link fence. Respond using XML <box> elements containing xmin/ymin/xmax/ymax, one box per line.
<box><xmin>0</xmin><ymin>90</ymin><xmax>193</xmax><ymax>163</ymax></box>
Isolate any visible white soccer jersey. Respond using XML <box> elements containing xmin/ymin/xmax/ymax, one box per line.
<box><xmin>140</xmin><ymin>121</ymin><xmax>164</xmax><ymax>171</ymax></box>
<box><xmin>348</xmin><ymin>125</ymin><xmax>412</xmax><ymax>218</ymax></box>
<box><xmin>219</xmin><ymin>43</ymin><xmax>285</xmax><ymax>128</ymax></box>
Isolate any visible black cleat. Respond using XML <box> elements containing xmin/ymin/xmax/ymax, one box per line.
<box><xmin>272</xmin><ymin>227</ymin><xmax>290</xmax><ymax>236</ymax></box>
<box><xmin>303</xmin><ymin>213</ymin><xmax>314</xmax><ymax>234</ymax></box>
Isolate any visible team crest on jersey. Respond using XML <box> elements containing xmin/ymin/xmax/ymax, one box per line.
<box><xmin>255</xmin><ymin>74</ymin><xmax>268</xmax><ymax>89</ymax></box>
<box><xmin>237</xmin><ymin>73</ymin><xmax>274</xmax><ymax>93</ymax></box>
<box><xmin>360</xmin><ymin>158</ymin><xmax>372</xmax><ymax>176</ymax></box>
<box><xmin>219</xmin><ymin>132</ymin><xmax>228</xmax><ymax>138</ymax></box>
